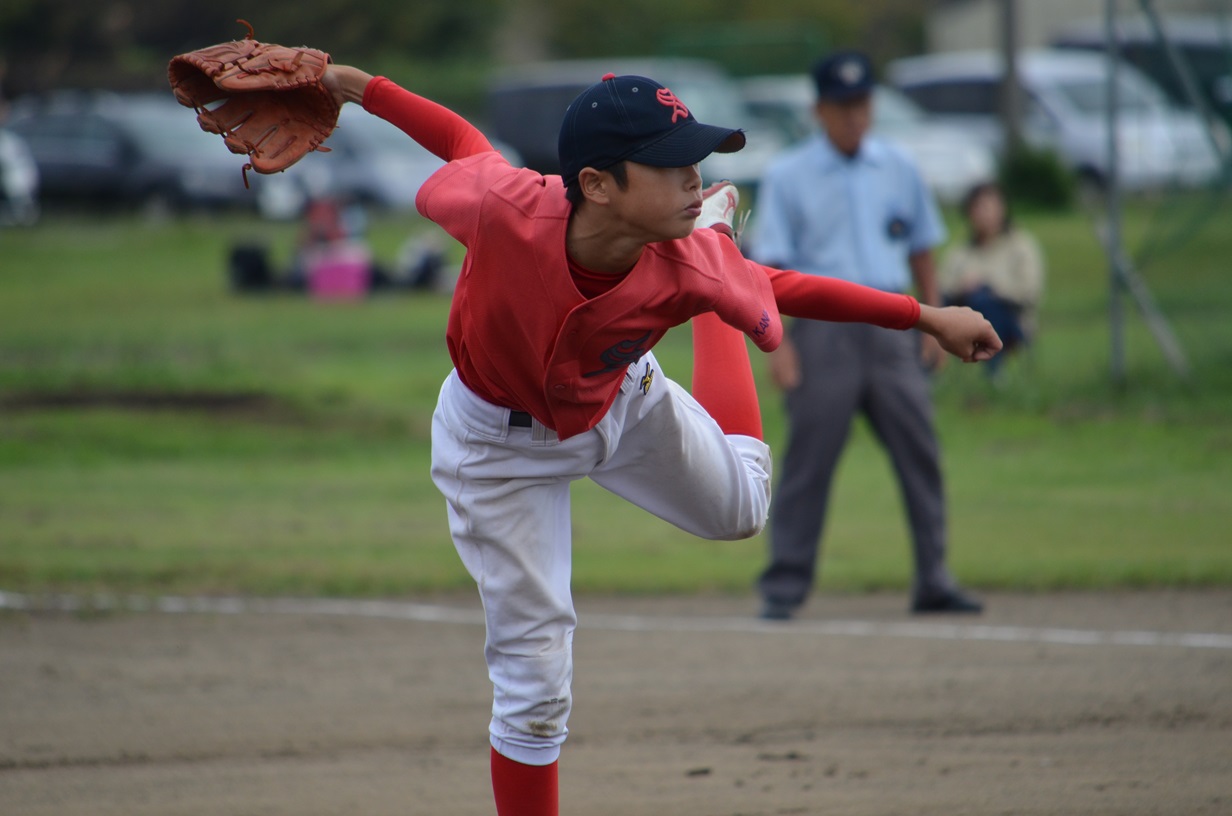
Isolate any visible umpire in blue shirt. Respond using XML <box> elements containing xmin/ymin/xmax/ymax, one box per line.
<box><xmin>752</xmin><ymin>50</ymin><xmax>983</xmax><ymax>618</ymax></box>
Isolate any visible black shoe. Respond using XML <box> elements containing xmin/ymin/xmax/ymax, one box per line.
<box><xmin>759</xmin><ymin>600</ymin><xmax>797</xmax><ymax>621</ymax></box>
<box><xmin>911</xmin><ymin>588</ymin><xmax>984</xmax><ymax>615</ymax></box>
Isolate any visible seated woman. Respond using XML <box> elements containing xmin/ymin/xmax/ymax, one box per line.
<box><xmin>939</xmin><ymin>181</ymin><xmax>1045</xmax><ymax>374</ymax></box>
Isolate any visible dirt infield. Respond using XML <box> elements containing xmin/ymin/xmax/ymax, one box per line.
<box><xmin>1</xmin><ymin>590</ymin><xmax>1229</xmax><ymax>816</ymax></box>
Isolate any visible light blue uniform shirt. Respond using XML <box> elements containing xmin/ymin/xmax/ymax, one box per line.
<box><xmin>751</xmin><ymin>132</ymin><xmax>945</xmax><ymax>293</ymax></box>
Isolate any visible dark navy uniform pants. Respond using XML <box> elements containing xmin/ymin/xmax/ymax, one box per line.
<box><xmin>758</xmin><ymin>319</ymin><xmax>958</xmax><ymax>607</ymax></box>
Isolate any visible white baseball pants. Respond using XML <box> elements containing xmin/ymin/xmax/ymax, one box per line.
<box><xmin>430</xmin><ymin>351</ymin><xmax>772</xmax><ymax>765</ymax></box>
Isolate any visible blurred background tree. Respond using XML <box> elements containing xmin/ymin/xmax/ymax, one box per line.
<box><xmin>535</xmin><ymin>0</ymin><xmax>926</xmax><ymax>72</ymax></box>
<box><xmin>1</xmin><ymin>0</ymin><xmax>932</xmax><ymax>115</ymax></box>
<box><xmin>1</xmin><ymin>0</ymin><xmax>501</xmax><ymax>108</ymax></box>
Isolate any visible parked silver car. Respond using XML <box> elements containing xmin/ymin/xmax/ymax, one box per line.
<box><xmin>886</xmin><ymin>49</ymin><xmax>1228</xmax><ymax>190</ymax></box>
<box><xmin>1051</xmin><ymin>14</ymin><xmax>1232</xmax><ymax>127</ymax></box>
<box><xmin>738</xmin><ymin>74</ymin><xmax>997</xmax><ymax>203</ymax></box>
<box><xmin>8</xmin><ymin>91</ymin><xmax>252</xmax><ymax>215</ymax></box>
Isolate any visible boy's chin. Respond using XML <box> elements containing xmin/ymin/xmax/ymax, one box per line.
<box><xmin>668</xmin><ymin>221</ymin><xmax>697</xmax><ymax>240</ymax></box>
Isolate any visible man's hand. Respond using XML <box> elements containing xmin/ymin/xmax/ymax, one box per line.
<box><xmin>920</xmin><ymin>332</ymin><xmax>948</xmax><ymax>371</ymax></box>
<box><xmin>768</xmin><ymin>335</ymin><xmax>802</xmax><ymax>390</ymax></box>
<box><xmin>915</xmin><ymin>304</ymin><xmax>1003</xmax><ymax>363</ymax></box>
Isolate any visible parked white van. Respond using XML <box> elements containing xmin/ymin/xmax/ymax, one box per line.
<box><xmin>887</xmin><ymin>49</ymin><xmax>1227</xmax><ymax>190</ymax></box>
<box><xmin>738</xmin><ymin>74</ymin><xmax>996</xmax><ymax>203</ymax></box>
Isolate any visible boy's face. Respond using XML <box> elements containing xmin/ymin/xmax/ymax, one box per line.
<box><xmin>604</xmin><ymin>161</ymin><xmax>704</xmax><ymax>242</ymax></box>
<box><xmin>815</xmin><ymin>94</ymin><xmax>872</xmax><ymax>156</ymax></box>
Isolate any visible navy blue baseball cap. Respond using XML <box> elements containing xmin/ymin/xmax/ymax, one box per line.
<box><xmin>811</xmin><ymin>50</ymin><xmax>875</xmax><ymax>101</ymax></box>
<box><xmin>558</xmin><ymin>73</ymin><xmax>746</xmax><ymax>186</ymax></box>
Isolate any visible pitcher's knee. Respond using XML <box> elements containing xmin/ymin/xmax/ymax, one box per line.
<box><xmin>734</xmin><ymin>511</ymin><xmax>770</xmax><ymax>540</ymax></box>
<box><xmin>706</xmin><ymin>434</ymin><xmax>772</xmax><ymax>539</ymax></box>
<box><xmin>705</xmin><ymin>505</ymin><xmax>769</xmax><ymax>540</ymax></box>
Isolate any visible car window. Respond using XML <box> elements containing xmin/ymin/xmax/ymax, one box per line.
<box><xmin>1049</xmin><ymin>75</ymin><xmax>1162</xmax><ymax>115</ymax></box>
<box><xmin>17</xmin><ymin>114</ymin><xmax>123</xmax><ymax>165</ymax></box>
<box><xmin>664</xmin><ymin>78</ymin><xmax>749</xmax><ymax>128</ymax></box>
<box><xmin>901</xmin><ymin>79</ymin><xmax>1000</xmax><ymax>115</ymax></box>
<box><xmin>874</xmin><ymin>87</ymin><xmax>925</xmax><ymax>128</ymax></box>
<box><xmin>489</xmin><ymin>84</ymin><xmax>580</xmax><ymax>170</ymax></box>
<box><xmin>127</xmin><ymin>105</ymin><xmax>222</xmax><ymax>161</ymax></box>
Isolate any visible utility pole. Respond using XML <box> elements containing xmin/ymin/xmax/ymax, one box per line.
<box><xmin>1100</xmin><ymin>0</ymin><xmax>1191</xmax><ymax>384</ymax></box>
<box><xmin>999</xmin><ymin>0</ymin><xmax>1024</xmax><ymax>153</ymax></box>
<box><xmin>1105</xmin><ymin>0</ymin><xmax>1127</xmax><ymax>384</ymax></box>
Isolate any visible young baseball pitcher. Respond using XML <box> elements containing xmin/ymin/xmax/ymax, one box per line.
<box><xmin>321</xmin><ymin>64</ymin><xmax>999</xmax><ymax>814</ymax></box>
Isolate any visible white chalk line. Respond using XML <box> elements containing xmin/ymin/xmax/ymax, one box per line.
<box><xmin>2</xmin><ymin>590</ymin><xmax>1230</xmax><ymax>651</ymax></box>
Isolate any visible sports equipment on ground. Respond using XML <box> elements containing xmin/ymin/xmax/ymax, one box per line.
<box><xmin>167</xmin><ymin>19</ymin><xmax>339</xmax><ymax>185</ymax></box>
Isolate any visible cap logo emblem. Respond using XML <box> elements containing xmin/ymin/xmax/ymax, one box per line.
<box><xmin>838</xmin><ymin>60</ymin><xmax>864</xmax><ymax>86</ymax></box>
<box><xmin>655</xmin><ymin>88</ymin><xmax>690</xmax><ymax>123</ymax></box>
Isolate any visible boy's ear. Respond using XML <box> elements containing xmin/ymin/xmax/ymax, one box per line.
<box><xmin>577</xmin><ymin>167</ymin><xmax>611</xmax><ymax>205</ymax></box>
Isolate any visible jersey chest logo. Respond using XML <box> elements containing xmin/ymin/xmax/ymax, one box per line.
<box><xmin>582</xmin><ymin>330</ymin><xmax>652</xmax><ymax>378</ymax></box>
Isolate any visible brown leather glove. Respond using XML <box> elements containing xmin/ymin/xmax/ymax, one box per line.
<box><xmin>168</xmin><ymin>20</ymin><xmax>340</xmax><ymax>185</ymax></box>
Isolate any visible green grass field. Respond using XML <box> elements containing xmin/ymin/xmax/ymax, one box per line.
<box><xmin>2</xmin><ymin>194</ymin><xmax>1230</xmax><ymax>599</ymax></box>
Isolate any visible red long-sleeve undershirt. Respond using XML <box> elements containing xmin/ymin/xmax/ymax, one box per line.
<box><xmin>763</xmin><ymin>265</ymin><xmax>921</xmax><ymax>330</ymax></box>
<box><xmin>362</xmin><ymin>76</ymin><xmax>494</xmax><ymax>162</ymax></box>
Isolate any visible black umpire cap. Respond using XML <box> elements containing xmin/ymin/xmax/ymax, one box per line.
<box><xmin>811</xmin><ymin>50</ymin><xmax>875</xmax><ymax>101</ymax></box>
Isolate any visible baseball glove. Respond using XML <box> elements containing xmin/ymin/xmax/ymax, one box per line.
<box><xmin>168</xmin><ymin>19</ymin><xmax>339</xmax><ymax>185</ymax></box>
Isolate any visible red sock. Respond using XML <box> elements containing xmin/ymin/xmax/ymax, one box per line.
<box><xmin>691</xmin><ymin>311</ymin><xmax>763</xmax><ymax>440</ymax></box>
<box><xmin>491</xmin><ymin>747</ymin><xmax>559</xmax><ymax>816</ymax></box>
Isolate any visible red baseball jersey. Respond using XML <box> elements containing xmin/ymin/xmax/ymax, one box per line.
<box><xmin>364</xmin><ymin>76</ymin><xmax>920</xmax><ymax>439</ymax></box>
<box><xmin>418</xmin><ymin>151</ymin><xmax>780</xmax><ymax>439</ymax></box>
